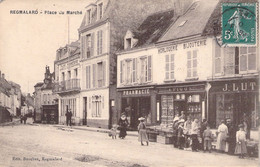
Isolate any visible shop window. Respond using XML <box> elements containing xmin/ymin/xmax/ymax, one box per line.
<box><xmin>216</xmin><ymin>94</ymin><xmax>234</xmax><ymax>127</ymax></box>
<box><xmin>161</xmin><ymin>95</ymin><xmax>174</xmax><ymax>126</ymax></box>
<box><xmin>239</xmin><ymin>47</ymin><xmax>257</xmax><ymax>73</ymax></box>
<box><xmin>165</xmin><ymin>54</ymin><xmax>175</xmax><ymax>80</ymax></box>
<box><xmin>187</xmin><ymin>50</ymin><xmax>198</xmax><ymax>78</ymax></box>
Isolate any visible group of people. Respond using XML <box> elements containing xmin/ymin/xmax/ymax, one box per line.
<box><xmin>171</xmin><ymin>112</ymin><xmax>206</xmax><ymax>152</ymax></box>
<box><xmin>216</xmin><ymin>119</ymin><xmax>248</xmax><ymax>158</ymax></box>
<box><xmin>112</xmin><ymin>112</ymin><xmax>249</xmax><ymax>159</ymax></box>
<box><xmin>171</xmin><ymin>112</ymin><xmax>249</xmax><ymax>159</ymax></box>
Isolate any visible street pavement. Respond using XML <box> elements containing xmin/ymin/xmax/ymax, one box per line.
<box><xmin>0</xmin><ymin>120</ymin><xmax>258</xmax><ymax>167</ymax></box>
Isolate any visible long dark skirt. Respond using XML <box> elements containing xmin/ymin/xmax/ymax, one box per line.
<box><xmin>119</xmin><ymin>127</ymin><xmax>127</xmax><ymax>138</ymax></box>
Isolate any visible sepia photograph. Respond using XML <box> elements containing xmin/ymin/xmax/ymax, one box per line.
<box><xmin>0</xmin><ymin>0</ymin><xmax>259</xmax><ymax>166</ymax></box>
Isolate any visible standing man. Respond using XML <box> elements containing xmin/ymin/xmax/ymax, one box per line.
<box><xmin>226</xmin><ymin>119</ymin><xmax>236</xmax><ymax>155</ymax></box>
<box><xmin>191</xmin><ymin>119</ymin><xmax>200</xmax><ymax>152</ymax></box>
<box><xmin>65</xmin><ymin>109</ymin><xmax>72</xmax><ymax>126</ymax></box>
<box><xmin>200</xmin><ymin>119</ymin><xmax>208</xmax><ymax>150</ymax></box>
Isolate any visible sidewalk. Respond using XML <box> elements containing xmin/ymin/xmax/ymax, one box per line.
<box><xmin>51</xmin><ymin>124</ymin><xmax>139</xmax><ymax>137</ymax></box>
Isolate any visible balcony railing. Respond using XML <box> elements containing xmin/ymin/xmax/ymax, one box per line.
<box><xmin>53</xmin><ymin>79</ymin><xmax>80</xmax><ymax>93</ymax></box>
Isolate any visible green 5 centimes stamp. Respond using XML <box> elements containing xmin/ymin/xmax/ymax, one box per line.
<box><xmin>222</xmin><ymin>3</ymin><xmax>257</xmax><ymax>46</ymax></box>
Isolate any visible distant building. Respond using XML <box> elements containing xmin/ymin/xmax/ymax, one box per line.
<box><xmin>33</xmin><ymin>66</ymin><xmax>58</xmax><ymax>124</ymax></box>
<box><xmin>0</xmin><ymin>71</ymin><xmax>22</xmax><ymax>123</ymax></box>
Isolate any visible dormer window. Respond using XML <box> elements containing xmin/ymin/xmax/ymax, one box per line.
<box><xmin>126</xmin><ymin>38</ymin><xmax>131</xmax><ymax>49</ymax></box>
<box><xmin>98</xmin><ymin>3</ymin><xmax>103</xmax><ymax>20</ymax></box>
<box><xmin>87</xmin><ymin>9</ymin><xmax>91</xmax><ymax>24</ymax></box>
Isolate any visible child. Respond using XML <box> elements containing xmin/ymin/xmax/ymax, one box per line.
<box><xmin>138</xmin><ymin>117</ymin><xmax>149</xmax><ymax>146</ymax></box>
<box><xmin>109</xmin><ymin>124</ymin><xmax>118</xmax><ymax>139</ymax></box>
<box><xmin>203</xmin><ymin>125</ymin><xmax>212</xmax><ymax>153</ymax></box>
<box><xmin>234</xmin><ymin>124</ymin><xmax>247</xmax><ymax>158</ymax></box>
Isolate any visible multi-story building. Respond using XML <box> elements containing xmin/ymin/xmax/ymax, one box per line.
<box><xmin>33</xmin><ymin>66</ymin><xmax>58</xmax><ymax>124</ymax></box>
<box><xmin>117</xmin><ymin>0</ymin><xmax>259</xmax><ymax>139</ymax></box>
<box><xmin>0</xmin><ymin>72</ymin><xmax>12</xmax><ymax>123</ymax></box>
<box><xmin>78</xmin><ymin>0</ymin><xmax>180</xmax><ymax>128</ymax></box>
<box><xmin>9</xmin><ymin>81</ymin><xmax>22</xmax><ymax>116</ymax></box>
<box><xmin>54</xmin><ymin>41</ymin><xmax>81</xmax><ymax>125</ymax></box>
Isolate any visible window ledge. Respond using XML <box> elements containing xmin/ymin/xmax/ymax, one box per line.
<box><xmin>185</xmin><ymin>77</ymin><xmax>199</xmax><ymax>81</ymax></box>
<box><xmin>164</xmin><ymin>79</ymin><xmax>176</xmax><ymax>83</ymax></box>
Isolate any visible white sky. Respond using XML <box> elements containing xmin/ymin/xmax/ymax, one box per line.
<box><xmin>0</xmin><ymin>0</ymin><xmax>93</xmax><ymax>94</ymax></box>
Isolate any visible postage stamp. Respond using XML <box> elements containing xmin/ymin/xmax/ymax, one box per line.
<box><xmin>222</xmin><ymin>3</ymin><xmax>257</xmax><ymax>46</ymax></box>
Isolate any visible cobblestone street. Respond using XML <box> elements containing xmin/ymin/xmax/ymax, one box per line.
<box><xmin>0</xmin><ymin>122</ymin><xmax>258</xmax><ymax>167</ymax></box>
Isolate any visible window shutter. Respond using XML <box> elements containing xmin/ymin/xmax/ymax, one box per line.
<box><xmin>248</xmin><ymin>47</ymin><xmax>256</xmax><ymax>71</ymax></box>
<box><xmin>148</xmin><ymin>55</ymin><xmax>152</xmax><ymax>81</ymax></box>
<box><xmin>102</xmin><ymin>96</ymin><xmax>104</xmax><ymax>109</ymax></box>
<box><xmin>224</xmin><ymin>48</ymin><xmax>235</xmax><ymax>75</ymax></box>
<box><xmin>86</xmin><ymin>66</ymin><xmax>89</xmax><ymax>89</ymax></box>
<box><xmin>170</xmin><ymin>54</ymin><xmax>174</xmax><ymax>79</ymax></box>
<box><xmin>97</xmin><ymin>31</ymin><xmax>99</xmax><ymax>55</ymax></box>
<box><xmin>215</xmin><ymin>45</ymin><xmax>222</xmax><ymax>74</ymax></box>
<box><xmin>120</xmin><ymin>61</ymin><xmax>123</xmax><ymax>84</ymax></box>
<box><xmin>239</xmin><ymin>47</ymin><xmax>247</xmax><ymax>72</ymax></box>
<box><xmin>93</xmin><ymin>64</ymin><xmax>96</xmax><ymax>88</ymax></box>
<box><xmin>193</xmin><ymin>50</ymin><xmax>198</xmax><ymax>77</ymax></box>
<box><xmin>100</xmin><ymin>30</ymin><xmax>103</xmax><ymax>55</ymax></box>
<box><xmin>187</xmin><ymin>51</ymin><xmax>191</xmax><ymax>78</ymax></box>
<box><xmin>165</xmin><ymin>55</ymin><xmax>169</xmax><ymax>80</ymax></box>
<box><xmin>82</xmin><ymin>36</ymin><xmax>86</xmax><ymax>58</ymax></box>
<box><xmin>103</xmin><ymin>61</ymin><xmax>106</xmax><ymax>86</ymax></box>
<box><xmin>89</xmin><ymin>97</ymin><xmax>91</xmax><ymax>109</ymax></box>
<box><xmin>91</xmin><ymin>33</ymin><xmax>94</xmax><ymax>57</ymax></box>
<box><xmin>132</xmin><ymin>58</ymin><xmax>136</xmax><ymax>83</ymax></box>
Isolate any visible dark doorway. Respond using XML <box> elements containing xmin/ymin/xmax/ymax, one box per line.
<box><xmin>83</xmin><ymin>97</ymin><xmax>87</xmax><ymax>125</ymax></box>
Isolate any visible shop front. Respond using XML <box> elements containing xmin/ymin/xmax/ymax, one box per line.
<box><xmin>157</xmin><ymin>82</ymin><xmax>207</xmax><ymax>126</ymax></box>
<box><xmin>42</xmin><ymin>104</ymin><xmax>58</xmax><ymax>124</ymax></box>
<box><xmin>208</xmin><ymin>77</ymin><xmax>259</xmax><ymax>137</ymax></box>
<box><xmin>117</xmin><ymin>86</ymin><xmax>157</xmax><ymax>130</ymax></box>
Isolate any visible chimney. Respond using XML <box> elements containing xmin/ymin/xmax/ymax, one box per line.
<box><xmin>0</xmin><ymin>71</ymin><xmax>1</xmax><ymax>79</ymax></box>
<box><xmin>2</xmin><ymin>73</ymin><xmax>5</xmax><ymax>79</ymax></box>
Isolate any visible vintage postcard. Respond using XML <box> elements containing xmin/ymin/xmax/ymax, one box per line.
<box><xmin>0</xmin><ymin>0</ymin><xmax>259</xmax><ymax>167</ymax></box>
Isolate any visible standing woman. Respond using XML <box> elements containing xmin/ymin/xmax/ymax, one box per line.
<box><xmin>191</xmin><ymin>119</ymin><xmax>200</xmax><ymax>152</ymax></box>
<box><xmin>138</xmin><ymin>117</ymin><xmax>149</xmax><ymax>146</ymax></box>
<box><xmin>234</xmin><ymin>124</ymin><xmax>247</xmax><ymax>158</ymax></box>
<box><xmin>118</xmin><ymin>113</ymin><xmax>129</xmax><ymax>139</ymax></box>
<box><xmin>216</xmin><ymin>120</ymin><xmax>228</xmax><ymax>153</ymax></box>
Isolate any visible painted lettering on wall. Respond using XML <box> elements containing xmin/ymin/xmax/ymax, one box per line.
<box><xmin>123</xmin><ymin>89</ymin><xmax>150</xmax><ymax>96</ymax></box>
<box><xmin>183</xmin><ymin>39</ymin><xmax>206</xmax><ymax>49</ymax></box>
<box><xmin>158</xmin><ymin>45</ymin><xmax>177</xmax><ymax>54</ymax></box>
<box><xmin>222</xmin><ymin>82</ymin><xmax>256</xmax><ymax>92</ymax></box>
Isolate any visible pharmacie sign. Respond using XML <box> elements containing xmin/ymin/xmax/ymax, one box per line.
<box><xmin>123</xmin><ymin>89</ymin><xmax>150</xmax><ymax>96</ymax></box>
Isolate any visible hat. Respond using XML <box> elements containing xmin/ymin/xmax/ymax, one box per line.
<box><xmin>173</xmin><ymin>117</ymin><xmax>179</xmax><ymax>122</ymax></box>
<box><xmin>138</xmin><ymin>117</ymin><xmax>145</xmax><ymax>121</ymax></box>
<box><xmin>238</xmin><ymin>124</ymin><xmax>244</xmax><ymax>128</ymax></box>
<box><xmin>121</xmin><ymin>112</ymin><xmax>126</xmax><ymax>116</ymax></box>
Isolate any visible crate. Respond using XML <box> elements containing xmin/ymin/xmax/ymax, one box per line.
<box><xmin>157</xmin><ymin>135</ymin><xmax>173</xmax><ymax>144</ymax></box>
<box><xmin>147</xmin><ymin>133</ymin><xmax>157</xmax><ymax>142</ymax></box>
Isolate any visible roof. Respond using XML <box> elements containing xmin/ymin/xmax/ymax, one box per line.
<box><xmin>133</xmin><ymin>9</ymin><xmax>176</xmax><ymax>47</ymax></box>
<box><xmin>158</xmin><ymin>0</ymin><xmax>219</xmax><ymax>42</ymax></box>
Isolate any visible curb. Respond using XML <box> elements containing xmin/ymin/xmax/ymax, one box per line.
<box><xmin>52</xmin><ymin>125</ymin><xmax>138</xmax><ymax>137</ymax></box>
